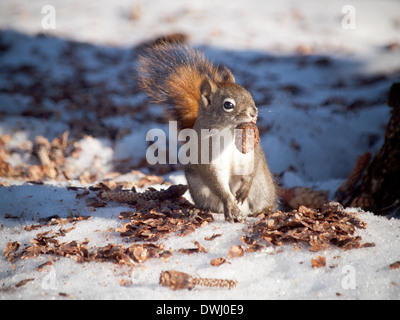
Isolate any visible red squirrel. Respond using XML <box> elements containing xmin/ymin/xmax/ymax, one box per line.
<box><xmin>137</xmin><ymin>43</ymin><xmax>276</xmax><ymax>222</ymax></box>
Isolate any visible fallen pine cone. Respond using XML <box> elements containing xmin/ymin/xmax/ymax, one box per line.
<box><xmin>159</xmin><ymin>270</ymin><xmax>237</xmax><ymax>290</ymax></box>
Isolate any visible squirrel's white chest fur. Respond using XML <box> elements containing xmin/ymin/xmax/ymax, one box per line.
<box><xmin>211</xmin><ymin>138</ymin><xmax>254</xmax><ymax>178</ymax></box>
<box><xmin>211</xmin><ymin>133</ymin><xmax>255</xmax><ymax>212</ymax></box>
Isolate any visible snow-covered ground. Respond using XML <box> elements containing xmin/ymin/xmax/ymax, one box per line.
<box><xmin>0</xmin><ymin>184</ymin><xmax>399</xmax><ymax>299</ymax></box>
<box><xmin>1</xmin><ymin>0</ymin><xmax>399</xmax><ymax>299</ymax></box>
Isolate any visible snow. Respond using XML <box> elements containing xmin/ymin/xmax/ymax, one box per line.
<box><xmin>1</xmin><ymin>0</ymin><xmax>400</xmax><ymax>299</ymax></box>
<box><xmin>1</xmin><ymin>185</ymin><xmax>399</xmax><ymax>300</ymax></box>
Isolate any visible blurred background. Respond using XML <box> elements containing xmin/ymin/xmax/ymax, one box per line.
<box><xmin>1</xmin><ymin>0</ymin><xmax>399</xmax><ymax>57</ymax></box>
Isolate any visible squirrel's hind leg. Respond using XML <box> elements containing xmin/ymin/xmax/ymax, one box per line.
<box><xmin>184</xmin><ymin>166</ymin><xmax>224</xmax><ymax>214</ymax></box>
<box><xmin>246</xmin><ymin>160</ymin><xmax>277</xmax><ymax>213</ymax></box>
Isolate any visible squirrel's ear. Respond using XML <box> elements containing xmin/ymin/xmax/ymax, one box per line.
<box><xmin>200</xmin><ymin>76</ymin><xmax>218</xmax><ymax>106</ymax></box>
<box><xmin>216</xmin><ymin>65</ymin><xmax>235</xmax><ymax>83</ymax></box>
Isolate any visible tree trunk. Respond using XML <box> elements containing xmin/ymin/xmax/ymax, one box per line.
<box><xmin>353</xmin><ymin>82</ymin><xmax>400</xmax><ymax>215</ymax></box>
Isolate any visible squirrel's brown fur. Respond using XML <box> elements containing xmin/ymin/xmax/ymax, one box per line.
<box><xmin>136</xmin><ymin>43</ymin><xmax>234</xmax><ymax>130</ymax></box>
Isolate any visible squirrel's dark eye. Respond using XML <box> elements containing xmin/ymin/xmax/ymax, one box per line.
<box><xmin>223</xmin><ymin>98</ymin><xmax>235</xmax><ymax>112</ymax></box>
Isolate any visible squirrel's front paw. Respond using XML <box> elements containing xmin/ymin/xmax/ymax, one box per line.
<box><xmin>224</xmin><ymin>201</ymin><xmax>245</xmax><ymax>223</ymax></box>
<box><xmin>235</xmin><ymin>178</ymin><xmax>252</xmax><ymax>204</ymax></box>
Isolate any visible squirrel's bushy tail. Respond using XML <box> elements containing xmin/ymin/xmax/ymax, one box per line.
<box><xmin>136</xmin><ymin>43</ymin><xmax>231</xmax><ymax>130</ymax></box>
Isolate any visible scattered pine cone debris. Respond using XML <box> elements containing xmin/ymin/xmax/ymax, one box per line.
<box><xmin>0</xmin><ymin>131</ymin><xmax>73</xmax><ymax>181</ymax></box>
<box><xmin>243</xmin><ymin>202</ymin><xmax>375</xmax><ymax>252</ymax></box>
<box><xmin>99</xmin><ymin>184</ymin><xmax>214</xmax><ymax>242</ymax></box>
<box><xmin>5</xmin><ymin>230</ymin><xmax>172</xmax><ymax>266</ymax></box>
<box><xmin>3</xmin><ymin>186</ymin><xmax>378</xmax><ymax>290</ymax></box>
<box><xmin>99</xmin><ymin>184</ymin><xmax>188</xmax><ymax>204</ymax></box>
<box><xmin>3</xmin><ymin>185</ymin><xmax>211</xmax><ymax>268</ymax></box>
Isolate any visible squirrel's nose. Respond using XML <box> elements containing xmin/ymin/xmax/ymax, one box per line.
<box><xmin>248</xmin><ymin>108</ymin><xmax>258</xmax><ymax>122</ymax></box>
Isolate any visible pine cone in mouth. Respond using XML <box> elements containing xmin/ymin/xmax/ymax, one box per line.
<box><xmin>234</xmin><ymin>122</ymin><xmax>260</xmax><ymax>154</ymax></box>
